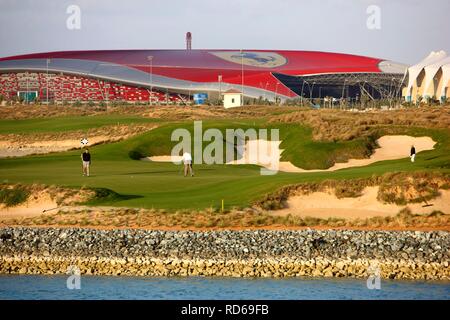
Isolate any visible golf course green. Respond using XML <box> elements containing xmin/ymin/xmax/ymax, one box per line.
<box><xmin>1</xmin><ymin>114</ymin><xmax>449</xmax><ymax>210</ymax></box>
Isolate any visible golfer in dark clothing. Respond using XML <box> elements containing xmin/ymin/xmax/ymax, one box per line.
<box><xmin>81</xmin><ymin>149</ymin><xmax>91</xmax><ymax>176</ymax></box>
<box><xmin>410</xmin><ymin>145</ymin><xmax>416</xmax><ymax>162</ymax></box>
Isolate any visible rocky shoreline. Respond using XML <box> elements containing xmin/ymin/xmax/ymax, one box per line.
<box><xmin>0</xmin><ymin>227</ymin><xmax>449</xmax><ymax>280</ymax></box>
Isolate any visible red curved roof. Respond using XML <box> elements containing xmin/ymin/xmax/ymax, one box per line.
<box><xmin>0</xmin><ymin>49</ymin><xmax>385</xmax><ymax>98</ymax></box>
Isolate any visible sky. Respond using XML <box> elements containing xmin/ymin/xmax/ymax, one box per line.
<box><xmin>0</xmin><ymin>0</ymin><xmax>448</xmax><ymax>65</ymax></box>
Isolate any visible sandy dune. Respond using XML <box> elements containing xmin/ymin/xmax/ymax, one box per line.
<box><xmin>275</xmin><ymin>187</ymin><xmax>450</xmax><ymax>219</ymax></box>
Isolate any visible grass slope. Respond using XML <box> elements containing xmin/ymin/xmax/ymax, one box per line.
<box><xmin>0</xmin><ymin>114</ymin><xmax>160</xmax><ymax>135</ymax></box>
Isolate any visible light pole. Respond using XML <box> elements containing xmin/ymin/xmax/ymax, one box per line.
<box><xmin>46</xmin><ymin>59</ymin><xmax>50</xmax><ymax>104</ymax></box>
<box><xmin>309</xmin><ymin>82</ymin><xmax>315</xmax><ymax>101</ymax></box>
<box><xmin>300</xmin><ymin>81</ymin><xmax>306</xmax><ymax>106</ymax></box>
<box><xmin>259</xmin><ymin>81</ymin><xmax>263</xmax><ymax>99</ymax></box>
<box><xmin>188</xmin><ymin>84</ymin><xmax>192</xmax><ymax>105</ymax></box>
<box><xmin>275</xmin><ymin>82</ymin><xmax>280</xmax><ymax>105</ymax></box>
<box><xmin>147</xmin><ymin>55</ymin><xmax>153</xmax><ymax>106</ymax></box>
<box><xmin>218</xmin><ymin>74</ymin><xmax>222</xmax><ymax>105</ymax></box>
<box><xmin>388</xmin><ymin>77</ymin><xmax>393</xmax><ymax>108</ymax></box>
<box><xmin>341</xmin><ymin>79</ymin><xmax>347</xmax><ymax>109</ymax></box>
<box><xmin>240</xmin><ymin>49</ymin><xmax>244</xmax><ymax>105</ymax></box>
<box><xmin>394</xmin><ymin>78</ymin><xmax>401</xmax><ymax>102</ymax></box>
<box><xmin>391</xmin><ymin>77</ymin><xmax>398</xmax><ymax>107</ymax></box>
<box><xmin>104</xmin><ymin>81</ymin><xmax>109</xmax><ymax>108</ymax></box>
<box><xmin>260</xmin><ymin>81</ymin><xmax>269</xmax><ymax>102</ymax></box>
<box><xmin>26</xmin><ymin>73</ymin><xmax>29</xmax><ymax>104</ymax></box>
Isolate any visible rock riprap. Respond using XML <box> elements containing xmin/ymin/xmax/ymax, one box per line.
<box><xmin>0</xmin><ymin>228</ymin><xmax>448</xmax><ymax>280</ymax></box>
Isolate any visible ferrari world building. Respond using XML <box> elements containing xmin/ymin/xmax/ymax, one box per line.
<box><xmin>0</xmin><ymin>49</ymin><xmax>407</xmax><ymax>104</ymax></box>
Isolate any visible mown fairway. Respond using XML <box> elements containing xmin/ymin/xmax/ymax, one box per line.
<box><xmin>1</xmin><ymin>114</ymin><xmax>449</xmax><ymax>210</ymax></box>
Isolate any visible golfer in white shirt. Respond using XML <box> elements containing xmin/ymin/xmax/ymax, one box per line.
<box><xmin>182</xmin><ymin>152</ymin><xmax>194</xmax><ymax>177</ymax></box>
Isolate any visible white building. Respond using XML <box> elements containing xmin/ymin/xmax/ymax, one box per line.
<box><xmin>403</xmin><ymin>51</ymin><xmax>450</xmax><ymax>103</ymax></box>
<box><xmin>223</xmin><ymin>89</ymin><xmax>243</xmax><ymax>108</ymax></box>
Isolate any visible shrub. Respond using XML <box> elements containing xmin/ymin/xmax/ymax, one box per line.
<box><xmin>0</xmin><ymin>187</ymin><xmax>30</xmax><ymax>207</ymax></box>
<box><xmin>128</xmin><ymin>150</ymin><xmax>143</xmax><ymax>160</ymax></box>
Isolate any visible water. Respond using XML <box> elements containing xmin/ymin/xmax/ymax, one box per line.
<box><xmin>0</xmin><ymin>275</ymin><xmax>448</xmax><ymax>300</ymax></box>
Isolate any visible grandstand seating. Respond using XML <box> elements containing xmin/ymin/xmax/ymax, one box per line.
<box><xmin>0</xmin><ymin>72</ymin><xmax>186</xmax><ymax>104</ymax></box>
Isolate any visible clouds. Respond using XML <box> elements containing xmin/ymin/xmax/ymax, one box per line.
<box><xmin>0</xmin><ymin>0</ymin><xmax>449</xmax><ymax>64</ymax></box>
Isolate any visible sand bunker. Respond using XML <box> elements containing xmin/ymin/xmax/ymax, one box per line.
<box><xmin>230</xmin><ymin>135</ymin><xmax>436</xmax><ymax>173</ymax></box>
<box><xmin>0</xmin><ymin>193</ymin><xmax>58</xmax><ymax>220</ymax></box>
<box><xmin>274</xmin><ymin>186</ymin><xmax>450</xmax><ymax>219</ymax></box>
<box><xmin>145</xmin><ymin>155</ymin><xmax>183</xmax><ymax>163</ymax></box>
<box><xmin>0</xmin><ymin>136</ymin><xmax>114</xmax><ymax>158</ymax></box>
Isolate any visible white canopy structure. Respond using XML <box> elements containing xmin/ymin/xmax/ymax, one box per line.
<box><xmin>439</xmin><ymin>63</ymin><xmax>450</xmax><ymax>100</ymax></box>
<box><xmin>403</xmin><ymin>51</ymin><xmax>450</xmax><ymax>103</ymax></box>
